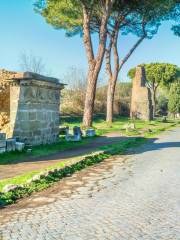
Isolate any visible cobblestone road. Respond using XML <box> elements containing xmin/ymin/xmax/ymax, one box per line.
<box><xmin>0</xmin><ymin>128</ymin><xmax>180</xmax><ymax>240</ymax></box>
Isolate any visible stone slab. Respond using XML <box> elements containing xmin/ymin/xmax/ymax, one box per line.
<box><xmin>0</xmin><ymin>133</ymin><xmax>6</xmax><ymax>140</ymax></box>
<box><xmin>6</xmin><ymin>138</ymin><xmax>16</xmax><ymax>152</ymax></box>
<box><xmin>0</xmin><ymin>147</ymin><xmax>6</xmax><ymax>153</ymax></box>
<box><xmin>0</xmin><ymin>140</ymin><xmax>6</xmax><ymax>148</ymax></box>
<box><xmin>15</xmin><ymin>142</ymin><xmax>25</xmax><ymax>151</ymax></box>
<box><xmin>86</xmin><ymin>129</ymin><xmax>96</xmax><ymax>137</ymax></box>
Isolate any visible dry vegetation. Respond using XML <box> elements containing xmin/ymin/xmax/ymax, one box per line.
<box><xmin>61</xmin><ymin>67</ymin><xmax>132</xmax><ymax>116</ymax></box>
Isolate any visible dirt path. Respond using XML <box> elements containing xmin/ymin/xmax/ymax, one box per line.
<box><xmin>0</xmin><ymin>132</ymin><xmax>128</xmax><ymax>180</ymax></box>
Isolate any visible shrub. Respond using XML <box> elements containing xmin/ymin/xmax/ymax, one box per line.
<box><xmin>168</xmin><ymin>80</ymin><xmax>180</xmax><ymax>116</ymax></box>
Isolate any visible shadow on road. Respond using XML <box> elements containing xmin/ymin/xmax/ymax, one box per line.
<box><xmin>0</xmin><ymin>129</ymin><xmax>179</xmax><ymax>180</ymax></box>
<box><xmin>132</xmin><ymin>140</ymin><xmax>180</xmax><ymax>155</ymax></box>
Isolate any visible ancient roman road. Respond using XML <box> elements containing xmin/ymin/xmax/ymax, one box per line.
<box><xmin>0</xmin><ymin>127</ymin><xmax>180</xmax><ymax>240</ymax></box>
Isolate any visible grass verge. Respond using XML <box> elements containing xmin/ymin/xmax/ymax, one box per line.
<box><xmin>0</xmin><ymin>117</ymin><xmax>179</xmax><ymax>206</ymax></box>
<box><xmin>0</xmin><ymin>137</ymin><xmax>145</xmax><ymax>206</ymax></box>
<box><xmin>0</xmin><ymin>116</ymin><xmax>179</xmax><ymax>165</ymax></box>
<box><xmin>0</xmin><ymin>137</ymin><xmax>94</xmax><ymax>165</ymax></box>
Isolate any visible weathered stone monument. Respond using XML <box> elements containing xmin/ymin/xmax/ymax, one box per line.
<box><xmin>130</xmin><ymin>66</ymin><xmax>153</xmax><ymax>121</ymax></box>
<box><xmin>0</xmin><ymin>69</ymin><xmax>65</xmax><ymax>146</ymax></box>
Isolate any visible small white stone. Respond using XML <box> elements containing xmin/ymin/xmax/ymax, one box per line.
<box><xmin>31</xmin><ymin>174</ymin><xmax>41</xmax><ymax>181</ymax></box>
<box><xmin>15</xmin><ymin>142</ymin><xmax>25</xmax><ymax>151</ymax></box>
<box><xmin>2</xmin><ymin>184</ymin><xmax>20</xmax><ymax>193</ymax></box>
<box><xmin>26</xmin><ymin>178</ymin><xmax>33</xmax><ymax>184</ymax></box>
<box><xmin>86</xmin><ymin>129</ymin><xmax>96</xmax><ymax>137</ymax></box>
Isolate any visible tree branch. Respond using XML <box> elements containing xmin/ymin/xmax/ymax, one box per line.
<box><xmin>105</xmin><ymin>35</ymin><xmax>113</xmax><ymax>78</ymax></box>
<box><xmin>119</xmin><ymin>34</ymin><xmax>146</xmax><ymax>71</ymax></box>
<box><xmin>112</xmin><ymin>24</ymin><xmax>120</xmax><ymax>75</ymax></box>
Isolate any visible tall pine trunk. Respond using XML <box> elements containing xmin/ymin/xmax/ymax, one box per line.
<box><xmin>105</xmin><ymin>26</ymin><xmax>119</xmax><ymax>124</ymax></box>
<box><xmin>106</xmin><ymin>74</ymin><xmax>118</xmax><ymax>124</ymax></box>
<box><xmin>152</xmin><ymin>89</ymin><xmax>157</xmax><ymax>118</ymax></box>
<box><xmin>106</xmin><ymin>33</ymin><xmax>145</xmax><ymax>124</ymax></box>
<box><xmin>83</xmin><ymin>62</ymin><xmax>100</xmax><ymax>127</ymax></box>
<box><xmin>82</xmin><ymin>3</ymin><xmax>111</xmax><ymax>127</ymax></box>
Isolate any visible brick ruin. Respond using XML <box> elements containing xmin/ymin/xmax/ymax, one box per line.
<box><xmin>0</xmin><ymin>69</ymin><xmax>64</xmax><ymax>145</ymax></box>
<box><xmin>0</xmin><ymin>69</ymin><xmax>17</xmax><ymax>135</ymax></box>
<box><xmin>130</xmin><ymin>66</ymin><xmax>153</xmax><ymax>121</ymax></box>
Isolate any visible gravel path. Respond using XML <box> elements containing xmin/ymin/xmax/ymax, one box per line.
<box><xmin>0</xmin><ymin>128</ymin><xmax>180</xmax><ymax>240</ymax></box>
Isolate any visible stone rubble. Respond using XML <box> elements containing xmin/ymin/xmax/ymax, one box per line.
<box><xmin>2</xmin><ymin>184</ymin><xmax>23</xmax><ymax>193</ymax></box>
<box><xmin>0</xmin><ymin>69</ymin><xmax>14</xmax><ymax>136</ymax></box>
<box><xmin>0</xmin><ymin>133</ymin><xmax>25</xmax><ymax>154</ymax></box>
<box><xmin>6</xmin><ymin>138</ymin><xmax>16</xmax><ymax>152</ymax></box>
<box><xmin>0</xmin><ymin>133</ymin><xmax>6</xmax><ymax>153</ymax></box>
<box><xmin>86</xmin><ymin>129</ymin><xmax>96</xmax><ymax>137</ymax></box>
<box><xmin>15</xmin><ymin>142</ymin><xmax>25</xmax><ymax>152</ymax></box>
<box><xmin>123</xmin><ymin>123</ymin><xmax>136</xmax><ymax>132</ymax></box>
<box><xmin>65</xmin><ymin>127</ymin><xmax>96</xmax><ymax>141</ymax></box>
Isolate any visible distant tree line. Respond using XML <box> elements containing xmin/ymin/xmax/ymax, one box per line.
<box><xmin>61</xmin><ymin>66</ymin><xmax>131</xmax><ymax>117</ymax></box>
<box><xmin>61</xmin><ymin>64</ymin><xmax>179</xmax><ymax>118</ymax></box>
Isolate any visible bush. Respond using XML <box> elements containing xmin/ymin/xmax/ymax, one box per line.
<box><xmin>168</xmin><ymin>80</ymin><xmax>180</xmax><ymax>116</ymax></box>
<box><xmin>61</xmin><ymin>80</ymin><xmax>132</xmax><ymax>117</ymax></box>
<box><xmin>156</xmin><ymin>94</ymin><xmax>168</xmax><ymax>116</ymax></box>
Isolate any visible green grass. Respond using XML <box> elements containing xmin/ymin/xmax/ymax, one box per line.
<box><xmin>61</xmin><ymin>115</ymin><xmax>179</xmax><ymax>136</ymax></box>
<box><xmin>0</xmin><ymin>161</ymin><xmax>68</xmax><ymax>192</ymax></box>
<box><xmin>100</xmin><ymin>137</ymin><xmax>147</xmax><ymax>155</ymax></box>
<box><xmin>0</xmin><ymin>115</ymin><xmax>179</xmax><ymax>206</ymax></box>
<box><xmin>0</xmin><ymin>137</ymin><xmax>94</xmax><ymax>165</ymax></box>
<box><xmin>0</xmin><ymin>137</ymin><xmax>145</xmax><ymax>206</ymax></box>
<box><xmin>0</xmin><ymin>170</ymin><xmax>40</xmax><ymax>191</ymax></box>
<box><xmin>0</xmin><ymin>116</ymin><xmax>179</xmax><ymax>165</ymax></box>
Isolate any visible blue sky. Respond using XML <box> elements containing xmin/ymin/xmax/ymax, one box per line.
<box><xmin>0</xmin><ymin>0</ymin><xmax>179</xmax><ymax>83</ymax></box>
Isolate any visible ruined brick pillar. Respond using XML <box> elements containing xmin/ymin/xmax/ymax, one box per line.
<box><xmin>130</xmin><ymin>66</ymin><xmax>153</xmax><ymax>121</ymax></box>
<box><xmin>0</xmin><ymin>69</ymin><xmax>18</xmax><ymax>136</ymax></box>
<box><xmin>9</xmin><ymin>72</ymin><xmax>65</xmax><ymax>145</ymax></box>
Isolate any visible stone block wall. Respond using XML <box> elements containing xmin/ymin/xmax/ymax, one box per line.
<box><xmin>0</xmin><ymin>69</ymin><xmax>64</xmax><ymax>145</ymax></box>
<box><xmin>130</xmin><ymin>66</ymin><xmax>153</xmax><ymax>121</ymax></box>
<box><xmin>9</xmin><ymin>72</ymin><xmax>64</xmax><ymax>145</ymax></box>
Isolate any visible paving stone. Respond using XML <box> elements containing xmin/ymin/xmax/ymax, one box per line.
<box><xmin>0</xmin><ymin>128</ymin><xmax>180</xmax><ymax>239</ymax></box>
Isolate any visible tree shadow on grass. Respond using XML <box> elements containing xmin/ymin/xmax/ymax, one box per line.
<box><xmin>1</xmin><ymin>133</ymin><xmax>179</xmax><ymax>167</ymax></box>
<box><xmin>0</xmin><ymin>135</ymin><xmax>129</xmax><ymax>165</ymax></box>
<box><xmin>0</xmin><ymin>133</ymin><xmax>180</xmax><ymax>180</ymax></box>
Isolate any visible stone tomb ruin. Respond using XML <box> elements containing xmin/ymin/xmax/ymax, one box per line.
<box><xmin>0</xmin><ymin>69</ymin><xmax>14</xmax><ymax>135</ymax></box>
<box><xmin>0</xmin><ymin>69</ymin><xmax>64</xmax><ymax>146</ymax></box>
<box><xmin>130</xmin><ymin>66</ymin><xmax>153</xmax><ymax>121</ymax></box>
